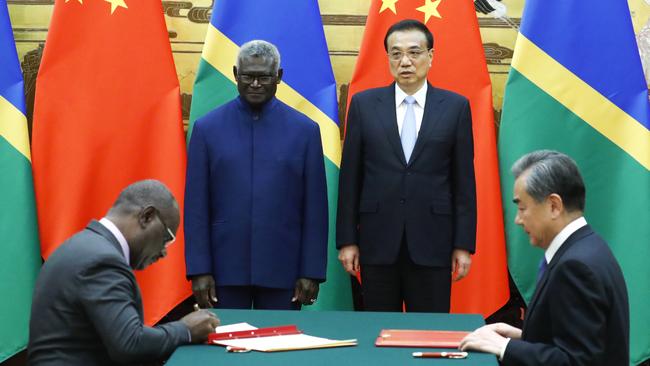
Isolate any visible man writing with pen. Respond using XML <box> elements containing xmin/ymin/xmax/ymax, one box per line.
<box><xmin>28</xmin><ymin>180</ymin><xmax>220</xmax><ymax>365</ymax></box>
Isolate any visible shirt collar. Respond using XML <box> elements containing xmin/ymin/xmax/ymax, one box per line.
<box><xmin>237</xmin><ymin>95</ymin><xmax>278</xmax><ymax>115</ymax></box>
<box><xmin>545</xmin><ymin>216</ymin><xmax>587</xmax><ymax>264</ymax></box>
<box><xmin>99</xmin><ymin>217</ymin><xmax>130</xmax><ymax>265</ymax></box>
<box><xmin>395</xmin><ymin>82</ymin><xmax>427</xmax><ymax>108</ymax></box>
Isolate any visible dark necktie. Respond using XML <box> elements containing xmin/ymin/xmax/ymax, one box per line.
<box><xmin>537</xmin><ymin>257</ymin><xmax>548</xmax><ymax>284</ymax></box>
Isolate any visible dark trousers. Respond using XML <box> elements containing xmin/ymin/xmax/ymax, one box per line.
<box><xmin>215</xmin><ymin>286</ymin><xmax>300</xmax><ymax>310</ymax></box>
<box><xmin>361</xmin><ymin>238</ymin><xmax>451</xmax><ymax>313</ymax></box>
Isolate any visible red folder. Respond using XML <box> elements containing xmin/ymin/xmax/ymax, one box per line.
<box><xmin>375</xmin><ymin>329</ymin><xmax>470</xmax><ymax>348</ymax></box>
<box><xmin>208</xmin><ymin>325</ymin><xmax>301</xmax><ymax>343</ymax></box>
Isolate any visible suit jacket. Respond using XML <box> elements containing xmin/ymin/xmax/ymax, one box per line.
<box><xmin>337</xmin><ymin>83</ymin><xmax>476</xmax><ymax>266</ymax></box>
<box><xmin>184</xmin><ymin>97</ymin><xmax>328</xmax><ymax>288</ymax></box>
<box><xmin>28</xmin><ymin>221</ymin><xmax>189</xmax><ymax>365</ymax></box>
<box><xmin>503</xmin><ymin>225</ymin><xmax>629</xmax><ymax>366</ymax></box>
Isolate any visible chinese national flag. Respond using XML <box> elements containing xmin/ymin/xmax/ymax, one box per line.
<box><xmin>348</xmin><ymin>0</ymin><xmax>509</xmax><ymax>316</ymax></box>
<box><xmin>32</xmin><ymin>0</ymin><xmax>190</xmax><ymax>324</ymax></box>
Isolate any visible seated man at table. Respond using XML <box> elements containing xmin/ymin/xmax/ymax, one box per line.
<box><xmin>459</xmin><ymin>150</ymin><xmax>629</xmax><ymax>365</ymax></box>
<box><xmin>28</xmin><ymin>180</ymin><xmax>221</xmax><ymax>365</ymax></box>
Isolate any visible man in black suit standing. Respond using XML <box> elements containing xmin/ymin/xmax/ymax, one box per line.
<box><xmin>460</xmin><ymin>150</ymin><xmax>629</xmax><ymax>366</ymax></box>
<box><xmin>28</xmin><ymin>180</ymin><xmax>220</xmax><ymax>365</ymax></box>
<box><xmin>337</xmin><ymin>19</ymin><xmax>476</xmax><ymax>312</ymax></box>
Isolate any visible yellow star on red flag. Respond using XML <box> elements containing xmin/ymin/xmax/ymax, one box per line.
<box><xmin>65</xmin><ymin>0</ymin><xmax>83</xmax><ymax>3</ymax></box>
<box><xmin>416</xmin><ymin>0</ymin><xmax>442</xmax><ymax>24</ymax></box>
<box><xmin>105</xmin><ymin>0</ymin><xmax>128</xmax><ymax>14</ymax></box>
<box><xmin>379</xmin><ymin>0</ymin><xmax>399</xmax><ymax>14</ymax></box>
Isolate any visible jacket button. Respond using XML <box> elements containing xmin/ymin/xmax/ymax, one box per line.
<box><xmin>399</xmin><ymin>199</ymin><xmax>405</xmax><ymax>204</ymax></box>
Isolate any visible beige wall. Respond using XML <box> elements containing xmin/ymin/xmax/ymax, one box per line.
<box><xmin>8</xmin><ymin>0</ymin><xmax>650</xmax><ymax>123</ymax></box>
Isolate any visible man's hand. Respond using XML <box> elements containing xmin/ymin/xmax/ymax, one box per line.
<box><xmin>451</xmin><ymin>249</ymin><xmax>472</xmax><ymax>281</ymax></box>
<box><xmin>191</xmin><ymin>274</ymin><xmax>217</xmax><ymax>308</ymax></box>
<box><xmin>459</xmin><ymin>323</ymin><xmax>520</xmax><ymax>356</ymax></box>
<box><xmin>181</xmin><ymin>310</ymin><xmax>220</xmax><ymax>344</ymax></box>
<box><xmin>489</xmin><ymin>322</ymin><xmax>522</xmax><ymax>339</ymax></box>
<box><xmin>338</xmin><ymin>244</ymin><xmax>360</xmax><ymax>275</ymax></box>
<box><xmin>292</xmin><ymin>278</ymin><xmax>319</xmax><ymax>306</ymax></box>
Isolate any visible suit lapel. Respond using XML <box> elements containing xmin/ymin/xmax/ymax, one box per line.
<box><xmin>523</xmin><ymin>267</ymin><xmax>550</xmax><ymax>335</ymax></box>
<box><xmin>87</xmin><ymin>219</ymin><xmax>144</xmax><ymax>318</ymax></box>
<box><xmin>522</xmin><ymin>225</ymin><xmax>594</xmax><ymax>334</ymax></box>
<box><xmin>376</xmin><ymin>85</ymin><xmax>407</xmax><ymax>165</ymax></box>
<box><xmin>408</xmin><ymin>84</ymin><xmax>444</xmax><ymax>166</ymax></box>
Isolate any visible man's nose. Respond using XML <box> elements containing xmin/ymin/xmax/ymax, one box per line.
<box><xmin>250</xmin><ymin>78</ymin><xmax>261</xmax><ymax>87</ymax></box>
<box><xmin>514</xmin><ymin>213</ymin><xmax>522</xmax><ymax>225</ymax></box>
<box><xmin>399</xmin><ymin>55</ymin><xmax>413</xmax><ymax>66</ymax></box>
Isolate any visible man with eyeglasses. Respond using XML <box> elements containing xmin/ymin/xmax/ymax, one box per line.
<box><xmin>337</xmin><ymin>19</ymin><xmax>476</xmax><ymax>312</ymax></box>
<box><xmin>185</xmin><ymin>40</ymin><xmax>328</xmax><ymax>310</ymax></box>
<box><xmin>28</xmin><ymin>180</ymin><xmax>220</xmax><ymax>365</ymax></box>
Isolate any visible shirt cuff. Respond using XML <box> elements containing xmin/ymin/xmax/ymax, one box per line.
<box><xmin>499</xmin><ymin>337</ymin><xmax>511</xmax><ymax>360</ymax></box>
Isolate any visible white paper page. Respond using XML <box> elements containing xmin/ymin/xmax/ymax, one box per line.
<box><xmin>214</xmin><ymin>322</ymin><xmax>257</xmax><ymax>333</ymax></box>
<box><xmin>214</xmin><ymin>333</ymin><xmax>356</xmax><ymax>352</ymax></box>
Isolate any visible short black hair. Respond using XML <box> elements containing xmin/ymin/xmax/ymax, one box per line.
<box><xmin>384</xmin><ymin>19</ymin><xmax>434</xmax><ymax>51</ymax></box>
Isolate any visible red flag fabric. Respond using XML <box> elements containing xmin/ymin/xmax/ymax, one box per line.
<box><xmin>32</xmin><ymin>0</ymin><xmax>190</xmax><ymax>325</ymax></box>
<box><xmin>348</xmin><ymin>0</ymin><xmax>509</xmax><ymax>316</ymax></box>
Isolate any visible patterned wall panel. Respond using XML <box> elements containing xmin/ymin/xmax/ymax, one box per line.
<box><xmin>7</xmin><ymin>0</ymin><xmax>650</xmax><ymax>128</ymax></box>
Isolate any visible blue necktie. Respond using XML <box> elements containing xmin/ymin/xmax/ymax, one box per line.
<box><xmin>537</xmin><ymin>257</ymin><xmax>548</xmax><ymax>284</ymax></box>
<box><xmin>401</xmin><ymin>96</ymin><xmax>417</xmax><ymax>163</ymax></box>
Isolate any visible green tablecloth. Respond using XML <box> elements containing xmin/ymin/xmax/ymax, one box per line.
<box><xmin>166</xmin><ymin>309</ymin><xmax>498</xmax><ymax>366</ymax></box>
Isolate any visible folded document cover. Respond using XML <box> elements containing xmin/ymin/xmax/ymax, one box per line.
<box><xmin>209</xmin><ymin>323</ymin><xmax>357</xmax><ymax>352</ymax></box>
<box><xmin>375</xmin><ymin>329</ymin><xmax>470</xmax><ymax>348</ymax></box>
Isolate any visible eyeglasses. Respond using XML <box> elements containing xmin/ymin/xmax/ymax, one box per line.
<box><xmin>154</xmin><ymin>209</ymin><xmax>176</xmax><ymax>245</ymax></box>
<box><xmin>387</xmin><ymin>48</ymin><xmax>430</xmax><ymax>61</ymax></box>
<box><xmin>237</xmin><ymin>74</ymin><xmax>276</xmax><ymax>85</ymax></box>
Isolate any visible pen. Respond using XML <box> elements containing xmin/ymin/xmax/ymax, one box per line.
<box><xmin>412</xmin><ymin>351</ymin><xmax>468</xmax><ymax>359</ymax></box>
<box><xmin>193</xmin><ymin>304</ymin><xmax>200</xmax><ymax>311</ymax></box>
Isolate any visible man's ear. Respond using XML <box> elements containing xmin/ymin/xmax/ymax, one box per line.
<box><xmin>276</xmin><ymin>68</ymin><xmax>283</xmax><ymax>84</ymax></box>
<box><xmin>233</xmin><ymin>66</ymin><xmax>238</xmax><ymax>80</ymax></box>
<box><xmin>138</xmin><ymin>206</ymin><xmax>156</xmax><ymax>228</ymax></box>
<box><xmin>547</xmin><ymin>193</ymin><xmax>564</xmax><ymax>218</ymax></box>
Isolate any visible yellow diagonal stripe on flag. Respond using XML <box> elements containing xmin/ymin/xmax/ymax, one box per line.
<box><xmin>201</xmin><ymin>24</ymin><xmax>342</xmax><ymax>167</ymax></box>
<box><xmin>0</xmin><ymin>95</ymin><xmax>31</xmax><ymax>161</ymax></box>
<box><xmin>512</xmin><ymin>33</ymin><xmax>650</xmax><ymax>170</ymax></box>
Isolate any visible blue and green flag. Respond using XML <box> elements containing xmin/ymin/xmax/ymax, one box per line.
<box><xmin>498</xmin><ymin>1</ymin><xmax>650</xmax><ymax>364</ymax></box>
<box><xmin>189</xmin><ymin>0</ymin><xmax>351</xmax><ymax>310</ymax></box>
<box><xmin>0</xmin><ymin>0</ymin><xmax>42</xmax><ymax>361</ymax></box>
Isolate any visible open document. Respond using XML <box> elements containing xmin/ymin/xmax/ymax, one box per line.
<box><xmin>209</xmin><ymin>323</ymin><xmax>357</xmax><ymax>352</ymax></box>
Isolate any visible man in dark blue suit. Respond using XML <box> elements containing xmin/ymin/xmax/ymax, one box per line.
<box><xmin>460</xmin><ymin>150</ymin><xmax>629</xmax><ymax>366</ymax></box>
<box><xmin>337</xmin><ymin>19</ymin><xmax>476</xmax><ymax>312</ymax></box>
<box><xmin>185</xmin><ymin>40</ymin><xmax>328</xmax><ymax>310</ymax></box>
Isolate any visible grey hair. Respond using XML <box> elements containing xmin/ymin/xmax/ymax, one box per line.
<box><xmin>109</xmin><ymin>179</ymin><xmax>177</xmax><ymax>216</ymax></box>
<box><xmin>236</xmin><ymin>40</ymin><xmax>281</xmax><ymax>74</ymax></box>
<box><xmin>511</xmin><ymin>150</ymin><xmax>586</xmax><ymax>212</ymax></box>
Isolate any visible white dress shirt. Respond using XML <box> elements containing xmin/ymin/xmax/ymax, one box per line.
<box><xmin>99</xmin><ymin>217</ymin><xmax>130</xmax><ymax>266</ymax></box>
<box><xmin>544</xmin><ymin>216</ymin><xmax>587</xmax><ymax>264</ymax></box>
<box><xmin>395</xmin><ymin>82</ymin><xmax>427</xmax><ymax>137</ymax></box>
